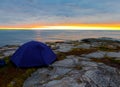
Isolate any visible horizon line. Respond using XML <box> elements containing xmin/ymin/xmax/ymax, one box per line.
<box><xmin>0</xmin><ymin>24</ymin><xmax>120</xmax><ymax>30</ymax></box>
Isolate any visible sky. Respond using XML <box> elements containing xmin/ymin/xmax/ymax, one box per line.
<box><xmin>0</xmin><ymin>0</ymin><xmax>120</xmax><ymax>29</ymax></box>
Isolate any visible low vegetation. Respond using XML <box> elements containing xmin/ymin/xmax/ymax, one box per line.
<box><xmin>57</xmin><ymin>52</ymin><xmax>66</xmax><ymax>61</ymax></box>
<box><xmin>0</xmin><ymin>56</ymin><xmax>37</xmax><ymax>87</ymax></box>
<box><xmin>65</xmin><ymin>48</ymin><xmax>97</xmax><ymax>56</ymax></box>
<box><xmin>57</xmin><ymin>48</ymin><xmax>97</xmax><ymax>61</ymax></box>
<box><xmin>91</xmin><ymin>56</ymin><xmax>120</xmax><ymax>69</ymax></box>
<box><xmin>57</xmin><ymin>47</ymin><xmax>99</xmax><ymax>61</ymax></box>
<box><xmin>97</xmin><ymin>44</ymin><xmax>120</xmax><ymax>52</ymax></box>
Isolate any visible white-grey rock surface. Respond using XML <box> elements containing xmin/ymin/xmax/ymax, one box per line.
<box><xmin>23</xmin><ymin>56</ymin><xmax>120</xmax><ymax>87</ymax></box>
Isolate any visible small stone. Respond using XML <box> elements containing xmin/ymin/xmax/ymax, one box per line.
<box><xmin>52</xmin><ymin>58</ymin><xmax>79</xmax><ymax>68</ymax></box>
<box><xmin>56</xmin><ymin>43</ymin><xmax>74</xmax><ymax>52</ymax></box>
<box><xmin>83</xmin><ymin>51</ymin><xmax>106</xmax><ymax>58</ymax></box>
<box><xmin>80</xmin><ymin>61</ymin><xmax>98</xmax><ymax>67</ymax></box>
<box><xmin>76</xmin><ymin>43</ymin><xmax>91</xmax><ymax>49</ymax></box>
<box><xmin>107</xmin><ymin>52</ymin><xmax>120</xmax><ymax>58</ymax></box>
<box><xmin>3</xmin><ymin>50</ymin><xmax>16</xmax><ymax>56</ymax></box>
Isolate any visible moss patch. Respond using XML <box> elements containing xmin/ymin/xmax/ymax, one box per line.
<box><xmin>64</xmin><ymin>48</ymin><xmax>97</xmax><ymax>56</ymax></box>
<box><xmin>56</xmin><ymin>48</ymin><xmax>97</xmax><ymax>61</ymax></box>
<box><xmin>56</xmin><ymin>52</ymin><xmax>67</xmax><ymax>61</ymax></box>
<box><xmin>74</xmin><ymin>65</ymin><xmax>82</xmax><ymax>70</ymax></box>
<box><xmin>91</xmin><ymin>57</ymin><xmax>120</xmax><ymax>69</ymax></box>
<box><xmin>97</xmin><ymin>45</ymin><xmax>120</xmax><ymax>52</ymax></box>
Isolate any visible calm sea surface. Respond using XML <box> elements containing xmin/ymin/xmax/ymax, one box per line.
<box><xmin>0</xmin><ymin>30</ymin><xmax>120</xmax><ymax>46</ymax></box>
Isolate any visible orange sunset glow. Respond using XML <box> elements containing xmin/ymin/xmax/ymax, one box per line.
<box><xmin>0</xmin><ymin>23</ymin><xmax>120</xmax><ymax>30</ymax></box>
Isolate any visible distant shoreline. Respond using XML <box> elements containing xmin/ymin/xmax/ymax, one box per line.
<box><xmin>0</xmin><ymin>37</ymin><xmax>120</xmax><ymax>47</ymax></box>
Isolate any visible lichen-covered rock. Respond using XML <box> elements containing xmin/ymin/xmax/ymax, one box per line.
<box><xmin>1</xmin><ymin>38</ymin><xmax>119</xmax><ymax>87</ymax></box>
<box><xmin>23</xmin><ymin>37</ymin><xmax>120</xmax><ymax>87</ymax></box>
<box><xmin>83</xmin><ymin>65</ymin><xmax>120</xmax><ymax>87</ymax></box>
<box><xmin>43</xmin><ymin>77</ymin><xmax>82</xmax><ymax>87</ymax></box>
<box><xmin>81</xmin><ymin>37</ymin><xmax>120</xmax><ymax>43</ymax></box>
<box><xmin>23</xmin><ymin>68</ymin><xmax>50</xmax><ymax>87</ymax></box>
<box><xmin>23</xmin><ymin>56</ymin><xmax>120</xmax><ymax>87</ymax></box>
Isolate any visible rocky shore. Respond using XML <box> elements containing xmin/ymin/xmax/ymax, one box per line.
<box><xmin>0</xmin><ymin>37</ymin><xmax>120</xmax><ymax>87</ymax></box>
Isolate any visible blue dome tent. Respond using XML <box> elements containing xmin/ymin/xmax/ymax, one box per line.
<box><xmin>11</xmin><ymin>41</ymin><xmax>56</xmax><ymax>67</ymax></box>
<box><xmin>0</xmin><ymin>59</ymin><xmax>6</xmax><ymax>66</ymax></box>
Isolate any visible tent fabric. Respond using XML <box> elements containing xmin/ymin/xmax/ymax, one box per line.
<box><xmin>10</xmin><ymin>41</ymin><xmax>56</xmax><ymax>67</ymax></box>
<box><xmin>0</xmin><ymin>59</ymin><xmax>6</xmax><ymax>66</ymax></box>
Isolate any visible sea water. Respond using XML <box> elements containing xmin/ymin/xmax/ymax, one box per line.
<box><xmin>0</xmin><ymin>30</ymin><xmax>120</xmax><ymax>46</ymax></box>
